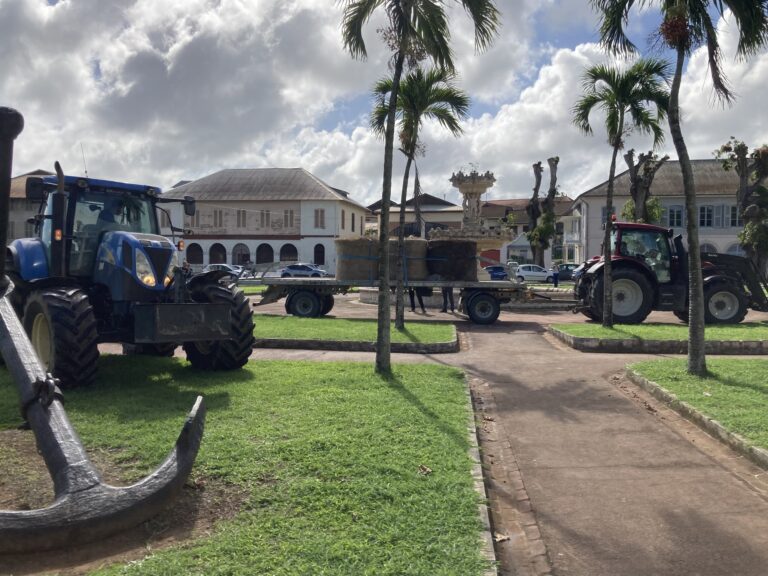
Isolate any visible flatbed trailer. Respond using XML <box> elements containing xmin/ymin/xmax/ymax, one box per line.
<box><xmin>249</xmin><ymin>277</ymin><xmax>574</xmax><ymax>325</ymax></box>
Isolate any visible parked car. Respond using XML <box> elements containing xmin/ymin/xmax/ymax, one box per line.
<box><xmin>203</xmin><ymin>263</ymin><xmax>244</xmax><ymax>279</ymax></box>
<box><xmin>556</xmin><ymin>263</ymin><xmax>580</xmax><ymax>281</ymax></box>
<box><xmin>483</xmin><ymin>265</ymin><xmax>509</xmax><ymax>281</ymax></box>
<box><xmin>515</xmin><ymin>264</ymin><xmax>553</xmax><ymax>283</ymax></box>
<box><xmin>278</xmin><ymin>263</ymin><xmax>332</xmax><ymax>278</ymax></box>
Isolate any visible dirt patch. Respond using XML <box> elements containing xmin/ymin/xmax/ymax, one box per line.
<box><xmin>0</xmin><ymin>428</ymin><xmax>249</xmax><ymax>576</ymax></box>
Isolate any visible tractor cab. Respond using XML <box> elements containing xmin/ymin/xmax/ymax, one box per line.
<box><xmin>611</xmin><ymin>225</ymin><xmax>675</xmax><ymax>284</ymax></box>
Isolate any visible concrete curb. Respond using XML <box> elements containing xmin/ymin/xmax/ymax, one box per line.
<box><xmin>465</xmin><ymin>377</ymin><xmax>499</xmax><ymax>576</ymax></box>
<box><xmin>547</xmin><ymin>327</ymin><xmax>768</xmax><ymax>355</ymax></box>
<box><xmin>625</xmin><ymin>369</ymin><xmax>768</xmax><ymax>471</ymax></box>
<box><xmin>253</xmin><ymin>331</ymin><xmax>460</xmax><ymax>354</ymax></box>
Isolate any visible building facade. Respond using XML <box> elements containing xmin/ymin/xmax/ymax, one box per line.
<box><xmin>572</xmin><ymin>159</ymin><xmax>745</xmax><ymax>261</ymax></box>
<box><xmin>162</xmin><ymin>168</ymin><xmax>369</xmax><ymax>274</ymax></box>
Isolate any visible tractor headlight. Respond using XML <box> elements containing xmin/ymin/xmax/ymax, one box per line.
<box><xmin>135</xmin><ymin>250</ymin><xmax>156</xmax><ymax>287</ymax></box>
<box><xmin>165</xmin><ymin>251</ymin><xmax>180</xmax><ymax>286</ymax></box>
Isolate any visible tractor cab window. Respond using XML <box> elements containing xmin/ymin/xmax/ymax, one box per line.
<box><xmin>69</xmin><ymin>190</ymin><xmax>155</xmax><ymax>276</ymax></box>
<box><xmin>618</xmin><ymin>229</ymin><xmax>671</xmax><ymax>283</ymax></box>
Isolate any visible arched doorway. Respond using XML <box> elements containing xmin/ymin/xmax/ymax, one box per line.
<box><xmin>256</xmin><ymin>243</ymin><xmax>274</xmax><ymax>264</ymax></box>
<box><xmin>700</xmin><ymin>243</ymin><xmax>718</xmax><ymax>254</ymax></box>
<box><xmin>232</xmin><ymin>243</ymin><xmax>251</xmax><ymax>265</ymax></box>
<box><xmin>314</xmin><ymin>243</ymin><xmax>325</xmax><ymax>265</ymax></box>
<box><xmin>726</xmin><ymin>243</ymin><xmax>746</xmax><ymax>257</ymax></box>
<box><xmin>186</xmin><ymin>243</ymin><xmax>203</xmax><ymax>265</ymax></box>
<box><xmin>209</xmin><ymin>243</ymin><xmax>226</xmax><ymax>264</ymax></box>
<box><xmin>280</xmin><ymin>244</ymin><xmax>298</xmax><ymax>262</ymax></box>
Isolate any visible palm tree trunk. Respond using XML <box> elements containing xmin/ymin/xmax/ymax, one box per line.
<box><xmin>395</xmin><ymin>154</ymin><xmax>414</xmax><ymax>329</ymax></box>
<box><xmin>602</xmin><ymin>141</ymin><xmax>620</xmax><ymax>327</ymax></box>
<box><xmin>669</xmin><ymin>46</ymin><xmax>706</xmax><ymax>376</ymax></box>
<box><xmin>375</xmin><ymin>50</ymin><xmax>405</xmax><ymax>374</ymax></box>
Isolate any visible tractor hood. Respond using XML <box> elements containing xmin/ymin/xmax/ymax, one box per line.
<box><xmin>95</xmin><ymin>231</ymin><xmax>179</xmax><ymax>294</ymax></box>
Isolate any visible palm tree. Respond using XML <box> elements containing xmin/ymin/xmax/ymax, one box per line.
<box><xmin>573</xmin><ymin>58</ymin><xmax>670</xmax><ymax>327</ymax></box>
<box><xmin>340</xmin><ymin>0</ymin><xmax>499</xmax><ymax>374</ymax></box>
<box><xmin>590</xmin><ymin>0</ymin><xmax>768</xmax><ymax>374</ymax></box>
<box><xmin>371</xmin><ymin>67</ymin><xmax>470</xmax><ymax>329</ymax></box>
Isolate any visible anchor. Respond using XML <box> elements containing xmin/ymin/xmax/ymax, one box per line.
<box><xmin>0</xmin><ymin>107</ymin><xmax>206</xmax><ymax>554</ymax></box>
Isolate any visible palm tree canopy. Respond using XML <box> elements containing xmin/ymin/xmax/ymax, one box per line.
<box><xmin>370</xmin><ymin>67</ymin><xmax>470</xmax><ymax>155</ymax></box>
<box><xmin>572</xmin><ymin>58</ymin><xmax>671</xmax><ymax>148</ymax></box>
<box><xmin>339</xmin><ymin>0</ymin><xmax>500</xmax><ymax>71</ymax></box>
<box><xmin>589</xmin><ymin>0</ymin><xmax>768</xmax><ymax>100</ymax></box>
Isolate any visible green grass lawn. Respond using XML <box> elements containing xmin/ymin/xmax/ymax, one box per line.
<box><xmin>239</xmin><ymin>285</ymin><xmax>266</xmax><ymax>295</ymax></box>
<box><xmin>0</xmin><ymin>357</ymin><xmax>489</xmax><ymax>575</ymax></box>
<box><xmin>630</xmin><ymin>359</ymin><xmax>768</xmax><ymax>450</ymax></box>
<box><xmin>254</xmin><ymin>314</ymin><xmax>456</xmax><ymax>344</ymax></box>
<box><xmin>552</xmin><ymin>322</ymin><xmax>768</xmax><ymax>341</ymax></box>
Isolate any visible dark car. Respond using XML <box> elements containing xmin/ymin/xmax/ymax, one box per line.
<box><xmin>556</xmin><ymin>263</ymin><xmax>580</xmax><ymax>281</ymax></box>
<box><xmin>483</xmin><ymin>265</ymin><xmax>509</xmax><ymax>281</ymax></box>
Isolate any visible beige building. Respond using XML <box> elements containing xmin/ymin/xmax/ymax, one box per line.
<box><xmin>572</xmin><ymin>159</ymin><xmax>745</xmax><ymax>261</ymax></box>
<box><xmin>5</xmin><ymin>170</ymin><xmax>52</xmax><ymax>242</ymax></box>
<box><xmin>162</xmin><ymin>168</ymin><xmax>369</xmax><ymax>274</ymax></box>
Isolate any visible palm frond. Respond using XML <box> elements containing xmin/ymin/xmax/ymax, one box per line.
<box><xmin>339</xmin><ymin>0</ymin><xmax>383</xmax><ymax>60</ymax></box>
<box><xmin>459</xmin><ymin>0</ymin><xmax>502</xmax><ymax>52</ymax></box>
<box><xmin>590</xmin><ymin>0</ymin><xmax>639</xmax><ymax>55</ymax></box>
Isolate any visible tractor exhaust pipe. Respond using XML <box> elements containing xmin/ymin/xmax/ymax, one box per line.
<box><xmin>0</xmin><ymin>107</ymin><xmax>206</xmax><ymax>554</ymax></box>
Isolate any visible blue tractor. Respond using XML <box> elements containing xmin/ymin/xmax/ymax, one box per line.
<box><xmin>5</xmin><ymin>169</ymin><xmax>254</xmax><ymax>389</ymax></box>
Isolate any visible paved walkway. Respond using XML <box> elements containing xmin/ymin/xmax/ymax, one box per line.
<box><xmin>214</xmin><ymin>295</ymin><xmax>768</xmax><ymax>574</ymax></box>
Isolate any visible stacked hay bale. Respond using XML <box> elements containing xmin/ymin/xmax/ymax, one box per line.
<box><xmin>426</xmin><ymin>239</ymin><xmax>477</xmax><ymax>281</ymax></box>
<box><xmin>335</xmin><ymin>238</ymin><xmax>379</xmax><ymax>283</ymax></box>
<box><xmin>389</xmin><ymin>237</ymin><xmax>428</xmax><ymax>282</ymax></box>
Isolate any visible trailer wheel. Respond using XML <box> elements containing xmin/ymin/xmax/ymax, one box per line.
<box><xmin>284</xmin><ymin>293</ymin><xmax>295</xmax><ymax>315</ymax></box>
<box><xmin>183</xmin><ymin>282</ymin><xmax>255</xmax><ymax>370</ymax></box>
<box><xmin>22</xmin><ymin>288</ymin><xmax>100</xmax><ymax>389</ymax></box>
<box><xmin>290</xmin><ymin>290</ymin><xmax>322</xmax><ymax>318</ymax></box>
<box><xmin>320</xmin><ymin>294</ymin><xmax>335</xmax><ymax>316</ymax></box>
<box><xmin>592</xmin><ymin>268</ymin><xmax>653</xmax><ymax>324</ymax></box>
<box><xmin>704</xmin><ymin>283</ymin><xmax>747</xmax><ymax>324</ymax></box>
<box><xmin>467</xmin><ymin>293</ymin><xmax>500</xmax><ymax>325</ymax></box>
<box><xmin>123</xmin><ymin>343</ymin><xmax>177</xmax><ymax>357</ymax></box>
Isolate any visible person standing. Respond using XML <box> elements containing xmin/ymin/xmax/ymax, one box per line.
<box><xmin>551</xmin><ymin>263</ymin><xmax>560</xmax><ymax>288</ymax></box>
<box><xmin>441</xmin><ymin>286</ymin><xmax>455</xmax><ymax>313</ymax></box>
<box><xmin>409</xmin><ymin>288</ymin><xmax>426</xmax><ymax>313</ymax></box>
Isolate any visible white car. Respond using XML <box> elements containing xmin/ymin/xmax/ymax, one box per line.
<box><xmin>515</xmin><ymin>264</ymin><xmax>553</xmax><ymax>283</ymax></box>
<box><xmin>278</xmin><ymin>263</ymin><xmax>332</xmax><ymax>278</ymax></box>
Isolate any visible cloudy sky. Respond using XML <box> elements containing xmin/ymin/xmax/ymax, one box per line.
<box><xmin>2</xmin><ymin>0</ymin><xmax>767</xmax><ymax>207</ymax></box>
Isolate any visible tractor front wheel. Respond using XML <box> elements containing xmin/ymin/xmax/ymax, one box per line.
<box><xmin>704</xmin><ymin>283</ymin><xmax>747</xmax><ymax>324</ymax></box>
<box><xmin>183</xmin><ymin>282</ymin><xmax>255</xmax><ymax>370</ymax></box>
<box><xmin>22</xmin><ymin>288</ymin><xmax>100</xmax><ymax>389</ymax></box>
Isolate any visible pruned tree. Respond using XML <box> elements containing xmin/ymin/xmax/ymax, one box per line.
<box><xmin>715</xmin><ymin>138</ymin><xmax>768</xmax><ymax>274</ymax></box>
<box><xmin>623</xmin><ymin>149</ymin><xmax>669</xmax><ymax>223</ymax></box>
<box><xmin>527</xmin><ymin>157</ymin><xmax>560</xmax><ymax>267</ymax></box>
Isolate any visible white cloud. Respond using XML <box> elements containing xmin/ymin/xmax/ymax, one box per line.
<box><xmin>2</xmin><ymin>1</ymin><xmax>767</xmax><ymax>212</ymax></box>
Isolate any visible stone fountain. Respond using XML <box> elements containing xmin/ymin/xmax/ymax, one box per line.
<box><xmin>429</xmin><ymin>169</ymin><xmax>513</xmax><ymax>277</ymax></box>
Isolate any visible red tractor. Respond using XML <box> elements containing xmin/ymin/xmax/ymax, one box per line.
<box><xmin>574</xmin><ymin>221</ymin><xmax>768</xmax><ymax>324</ymax></box>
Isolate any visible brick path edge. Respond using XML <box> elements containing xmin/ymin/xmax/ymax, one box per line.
<box><xmin>625</xmin><ymin>369</ymin><xmax>768</xmax><ymax>471</ymax></box>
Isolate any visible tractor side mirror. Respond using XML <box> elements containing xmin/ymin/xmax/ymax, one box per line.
<box><xmin>183</xmin><ymin>195</ymin><xmax>196</xmax><ymax>217</ymax></box>
<box><xmin>26</xmin><ymin>177</ymin><xmax>46</xmax><ymax>201</ymax></box>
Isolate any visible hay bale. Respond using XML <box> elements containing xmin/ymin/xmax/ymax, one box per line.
<box><xmin>427</xmin><ymin>239</ymin><xmax>477</xmax><ymax>281</ymax></box>
<box><xmin>336</xmin><ymin>238</ymin><xmax>379</xmax><ymax>283</ymax></box>
<box><xmin>388</xmin><ymin>237</ymin><xmax>428</xmax><ymax>281</ymax></box>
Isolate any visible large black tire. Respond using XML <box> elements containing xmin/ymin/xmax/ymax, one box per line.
<box><xmin>123</xmin><ymin>343</ymin><xmax>177</xmax><ymax>357</ymax></box>
<box><xmin>673</xmin><ymin>309</ymin><xmax>689</xmax><ymax>323</ymax></box>
<box><xmin>289</xmin><ymin>290</ymin><xmax>322</xmax><ymax>318</ymax></box>
<box><xmin>591</xmin><ymin>268</ymin><xmax>653</xmax><ymax>324</ymax></box>
<box><xmin>703</xmin><ymin>283</ymin><xmax>747</xmax><ymax>324</ymax></box>
<box><xmin>183</xmin><ymin>282</ymin><xmax>254</xmax><ymax>370</ymax></box>
<box><xmin>466</xmin><ymin>293</ymin><xmax>501</xmax><ymax>325</ymax></box>
<box><xmin>320</xmin><ymin>294</ymin><xmax>335</xmax><ymax>316</ymax></box>
<box><xmin>22</xmin><ymin>288</ymin><xmax>100</xmax><ymax>389</ymax></box>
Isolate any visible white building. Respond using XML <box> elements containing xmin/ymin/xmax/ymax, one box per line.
<box><xmin>572</xmin><ymin>159</ymin><xmax>745</xmax><ymax>260</ymax></box>
<box><xmin>161</xmin><ymin>168</ymin><xmax>369</xmax><ymax>274</ymax></box>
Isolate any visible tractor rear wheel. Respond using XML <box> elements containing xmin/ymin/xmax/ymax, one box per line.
<box><xmin>592</xmin><ymin>268</ymin><xmax>653</xmax><ymax>324</ymax></box>
<box><xmin>183</xmin><ymin>282</ymin><xmax>254</xmax><ymax>370</ymax></box>
<box><xmin>704</xmin><ymin>283</ymin><xmax>747</xmax><ymax>324</ymax></box>
<box><xmin>22</xmin><ymin>288</ymin><xmax>99</xmax><ymax>389</ymax></box>
<box><xmin>673</xmin><ymin>309</ymin><xmax>689</xmax><ymax>323</ymax></box>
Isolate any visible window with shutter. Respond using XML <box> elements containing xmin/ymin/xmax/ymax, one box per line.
<box><xmin>699</xmin><ymin>206</ymin><xmax>713</xmax><ymax>227</ymax></box>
